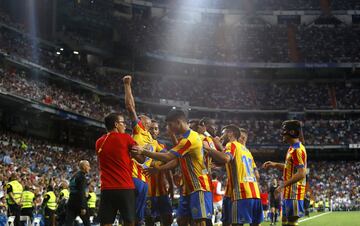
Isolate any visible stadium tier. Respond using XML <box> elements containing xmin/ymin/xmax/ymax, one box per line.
<box><xmin>0</xmin><ymin>1</ymin><xmax>360</xmax><ymax>226</ymax></box>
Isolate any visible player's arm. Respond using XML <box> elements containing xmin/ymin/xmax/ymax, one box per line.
<box><xmin>144</xmin><ymin>159</ymin><xmax>179</xmax><ymax>177</ymax></box>
<box><xmin>206</xmin><ymin>142</ymin><xmax>234</xmax><ymax>164</ymax></box>
<box><xmin>134</xmin><ymin>148</ymin><xmax>176</xmax><ymax>162</ymax></box>
<box><xmin>216</xmin><ymin>181</ymin><xmax>225</xmax><ymax>195</ymax></box>
<box><xmin>123</xmin><ymin>75</ymin><xmax>138</xmax><ymax>121</ymax></box>
<box><xmin>212</xmin><ymin>136</ymin><xmax>224</xmax><ymax>152</ymax></box>
<box><xmin>165</xmin><ymin>169</ymin><xmax>175</xmax><ymax>199</ymax></box>
<box><xmin>206</xmin><ymin>147</ymin><xmax>231</xmax><ymax>164</ymax></box>
<box><xmin>254</xmin><ymin>168</ymin><xmax>260</xmax><ymax>182</ymax></box>
<box><xmin>262</xmin><ymin>161</ymin><xmax>285</xmax><ymax>171</ymax></box>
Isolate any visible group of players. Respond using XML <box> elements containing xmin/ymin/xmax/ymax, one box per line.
<box><xmin>95</xmin><ymin>75</ymin><xmax>308</xmax><ymax>226</ymax></box>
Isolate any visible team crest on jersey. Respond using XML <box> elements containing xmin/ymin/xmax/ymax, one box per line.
<box><xmin>192</xmin><ymin>207</ymin><xmax>198</xmax><ymax>215</ymax></box>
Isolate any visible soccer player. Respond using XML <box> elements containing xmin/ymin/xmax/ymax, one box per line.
<box><xmin>269</xmin><ymin>179</ymin><xmax>281</xmax><ymax>225</ymax></box>
<box><xmin>198</xmin><ymin>118</ymin><xmax>217</xmax><ymax>174</ymax></box>
<box><xmin>96</xmin><ymin>112</ymin><xmax>144</xmax><ymax>226</ymax></box>
<box><xmin>205</xmin><ymin>125</ymin><xmax>263</xmax><ymax>226</ymax></box>
<box><xmin>145</xmin><ymin>120</ymin><xmax>174</xmax><ymax>226</ymax></box>
<box><xmin>132</xmin><ymin>110</ymin><xmax>213</xmax><ymax>226</ymax></box>
<box><xmin>123</xmin><ymin>75</ymin><xmax>154</xmax><ymax>226</ymax></box>
<box><xmin>263</xmin><ymin>120</ymin><xmax>307</xmax><ymax>226</ymax></box>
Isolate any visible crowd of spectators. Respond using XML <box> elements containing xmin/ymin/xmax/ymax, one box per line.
<box><xmin>0</xmin><ymin>131</ymin><xmax>98</xmax><ymax>214</ymax></box>
<box><xmin>1</xmin><ymin>129</ymin><xmax>360</xmax><ymax>220</ymax></box>
<box><xmin>1</xmin><ymin>64</ymin><xmax>360</xmax><ymax>146</ymax></box>
<box><xmin>142</xmin><ymin>0</ymin><xmax>360</xmax><ymax>10</ymax></box>
<box><xmin>215</xmin><ymin>119</ymin><xmax>360</xmax><ymax>145</ymax></box>
<box><xmin>0</xmin><ymin>67</ymin><xmax>116</xmax><ymax>121</ymax></box>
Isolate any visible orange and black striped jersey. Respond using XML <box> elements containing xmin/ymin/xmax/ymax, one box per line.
<box><xmin>225</xmin><ymin>141</ymin><xmax>260</xmax><ymax>200</ymax></box>
<box><xmin>147</xmin><ymin>140</ymin><xmax>169</xmax><ymax>197</ymax></box>
<box><xmin>283</xmin><ymin>142</ymin><xmax>307</xmax><ymax>200</ymax></box>
<box><xmin>131</xmin><ymin>119</ymin><xmax>153</xmax><ymax>182</ymax></box>
<box><xmin>170</xmin><ymin>130</ymin><xmax>211</xmax><ymax>195</ymax></box>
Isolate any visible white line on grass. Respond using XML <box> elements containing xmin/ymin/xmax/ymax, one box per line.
<box><xmin>299</xmin><ymin>211</ymin><xmax>332</xmax><ymax>223</ymax></box>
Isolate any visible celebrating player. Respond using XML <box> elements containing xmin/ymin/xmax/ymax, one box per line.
<box><xmin>123</xmin><ymin>75</ymin><xmax>153</xmax><ymax>226</ymax></box>
<box><xmin>145</xmin><ymin>120</ymin><xmax>174</xmax><ymax>226</ymax></box>
<box><xmin>205</xmin><ymin>125</ymin><xmax>263</xmax><ymax>226</ymax></box>
<box><xmin>263</xmin><ymin>120</ymin><xmax>307</xmax><ymax>226</ymax></box>
<box><xmin>132</xmin><ymin>109</ymin><xmax>213</xmax><ymax>226</ymax></box>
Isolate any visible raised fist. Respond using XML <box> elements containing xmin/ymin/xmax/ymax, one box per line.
<box><xmin>122</xmin><ymin>75</ymin><xmax>132</xmax><ymax>85</ymax></box>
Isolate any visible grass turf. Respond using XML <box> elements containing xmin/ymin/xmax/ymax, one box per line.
<box><xmin>260</xmin><ymin>211</ymin><xmax>360</xmax><ymax>226</ymax></box>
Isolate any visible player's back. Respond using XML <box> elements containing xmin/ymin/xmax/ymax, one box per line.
<box><xmin>226</xmin><ymin>141</ymin><xmax>260</xmax><ymax>200</ymax></box>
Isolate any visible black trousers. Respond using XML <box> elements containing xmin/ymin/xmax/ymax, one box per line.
<box><xmin>65</xmin><ymin>205</ymin><xmax>90</xmax><ymax>226</ymax></box>
<box><xmin>44</xmin><ymin>207</ymin><xmax>56</xmax><ymax>226</ymax></box>
<box><xmin>8</xmin><ymin>204</ymin><xmax>21</xmax><ymax>226</ymax></box>
<box><xmin>21</xmin><ymin>207</ymin><xmax>34</xmax><ymax>220</ymax></box>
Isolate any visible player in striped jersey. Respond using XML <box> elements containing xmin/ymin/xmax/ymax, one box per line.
<box><xmin>123</xmin><ymin>75</ymin><xmax>153</xmax><ymax>225</ymax></box>
<box><xmin>145</xmin><ymin>120</ymin><xmax>174</xmax><ymax>226</ymax></box>
<box><xmin>131</xmin><ymin>110</ymin><xmax>213</xmax><ymax>226</ymax></box>
<box><xmin>263</xmin><ymin>120</ymin><xmax>307</xmax><ymax>226</ymax></box>
<box><xmin>205</xmin><ymin>125</ymin><xmax>263</xmax><ymax>226</ymax></box>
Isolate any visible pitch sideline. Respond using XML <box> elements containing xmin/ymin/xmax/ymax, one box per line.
<box><xmin>299</xmin><ymin>211</ymin><xmax>332</xmax><ymax>223</ymax></box>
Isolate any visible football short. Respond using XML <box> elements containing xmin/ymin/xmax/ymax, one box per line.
<box><xmin>282</xmin><ymin>199</ymin><xmax>305</xmax><ymax>218</ymax></box>
<box><xmin>177</xmin><ymin>191</ymin><xmax>213</xmax><ymax>220</ymax></box>
<box><xmin>133</xmin><ymin>178</ymin><xmax>149</xmax><ymax>222</ymax></box>
<box><xmin>232</xmin><ymin>198</ymin><xmax>264</xmax><ymax>225</ymax></box>
<box><xmin>99</xmin><ymin>189</ymin><xmax>136</xmax><ymax>224</ymax></box>
<box><xmin>270</xmin><ymin>199</ymin><xmax>281</xmax><ymax>209</ymax></box>
<box><xmin>221</xmin><ymin>196</ymin><xmax>232</xmax><ymax>224</ymax></box>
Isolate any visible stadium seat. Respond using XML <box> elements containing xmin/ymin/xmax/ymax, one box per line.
<box><xmin>19</xmin><ymin>216</ymin><xmax>31</xmax><ymax>226</ymax></box>
<box><xmin>32</xmin><ymin>217</ymin><xmax>41</xmax><ymax>226</ymax></box>
<box><xmin>6</xmin><ymin>216</ymin><xmax>15</xmax><ymax>226</ymax></box>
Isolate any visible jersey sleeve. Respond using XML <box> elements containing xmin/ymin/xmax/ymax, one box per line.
<box><xmin>292</xmin><ymin>148</ymin><xmax>306</xmax><ymax>168</ymax></box>
<box><xmin>127</xmin><ymin>134</ymin><xmax>137</xmax><ymax>148</ymax></box>
<box><xmin>169</xmin><ymin>138</ymin><xmax>192</xmax><ymax>157</ymax></box>
<box><xmin>224</xmin><ymin>142</ymin><xmax>236</xmax><ymax>160</ymax></box>
<box><xmin>132</xmin><ymin>119</ymin><xmax>145</xmax><ymax>135</ymax></box>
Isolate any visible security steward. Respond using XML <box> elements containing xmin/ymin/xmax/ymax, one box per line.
<box><xmin>6</xmin><ymin>173</ymin><xmax>23</xmax><ymax>226</ymax></box>
<box><xmin>21</xmin><ymin>185</ymin><xmax>35</xmax><ymax>221</ymax></box>
<box><xmin>59</xmin><ymin>182</ymin><xmax>70</xmax><ymax>201</ymax></box>
<box><xmin>57</xmin><ymin>181</ymin><xmax>70</xmax><ymax>226</ymax></box>
<box><xmin>87</xmin><ymin>185</ymin><xmax>97</xmax><ymax>218</ymax></box>
<box><xmin>43</xmin><ymin>184</ymin><xmax>57</xmax><ymax>226</ymax></box>
<box><xmin>65</xmin><ymin>160</ymin><xmax>91</xmax><ymax>226</ymax></box>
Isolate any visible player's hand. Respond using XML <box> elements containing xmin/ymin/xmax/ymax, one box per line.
<box><xmin>262</xmin><ymin>161</ymin><xmax>275</xmax><ymax>169</ymax></box>
<box><xmin>122</xmin><ymin>75</ymin><xmax>132</xmax><ymax>85</ymax></box>
<box><xmin>130</xmin><ymin>145</ymin><xmax>144</xmax><ymax>155</ymax></box>
<box><xmin>80</xmin><ymin>209</ymin><xmax>86</xmax><ymax>216</ymax></box>
<box><xmin>144</xmin><ymin>166</ymin><xmax>159</xmax><ymax>177</ymax></box>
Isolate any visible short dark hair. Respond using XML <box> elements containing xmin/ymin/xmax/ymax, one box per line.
<box><xmin>211</xmin><ymin>172</ymin><xmax>217</xmax><ymax>180</ymax></box>
<box><xmin>104</xmin><ymin>112</ymin><xmax>124</xmax><ymax>131</ymax></box>
<box><xmin>282</xmin><ymin>120</ymin><xmax>302</xmax><ymax>138</ymax></box>
<box><xmin>199</xmin><ymin>117</ymin><xmax>212</xmax><ymax>126</ymax></box>
<box><xmin>223</xmin><ymin>124</ymin><xmax>241</xmax><ymax>139</ymax></box>
<box><xmin>165</xmin><ymin>110</ymin><xmax>187</xmax><ymax>122</ymax></box>
<box><xmin>239</xmin><ymin>128</ymin><xmax>248</xmax><ymax>135</ymax></box>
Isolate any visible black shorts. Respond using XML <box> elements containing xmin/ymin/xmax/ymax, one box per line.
<box><xmin>262</xmin><ymin>204</ymin><xmax>269</xmax><ymax>211</ymax></box>
<box><xmin>99</xmin><ymin>189</ymin><xmax>136</xmax><ymax>224</ymax></box>
<box><xmin>270</xmin><ymin>200</ymin><xmax>281</xmax><ymax>209</ymax></box>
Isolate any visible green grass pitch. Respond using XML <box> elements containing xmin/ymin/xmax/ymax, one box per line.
<box><xmin>260</xmin><ymin>211</ymin><xmax>360</xmax><ymax>226</ymax></box>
